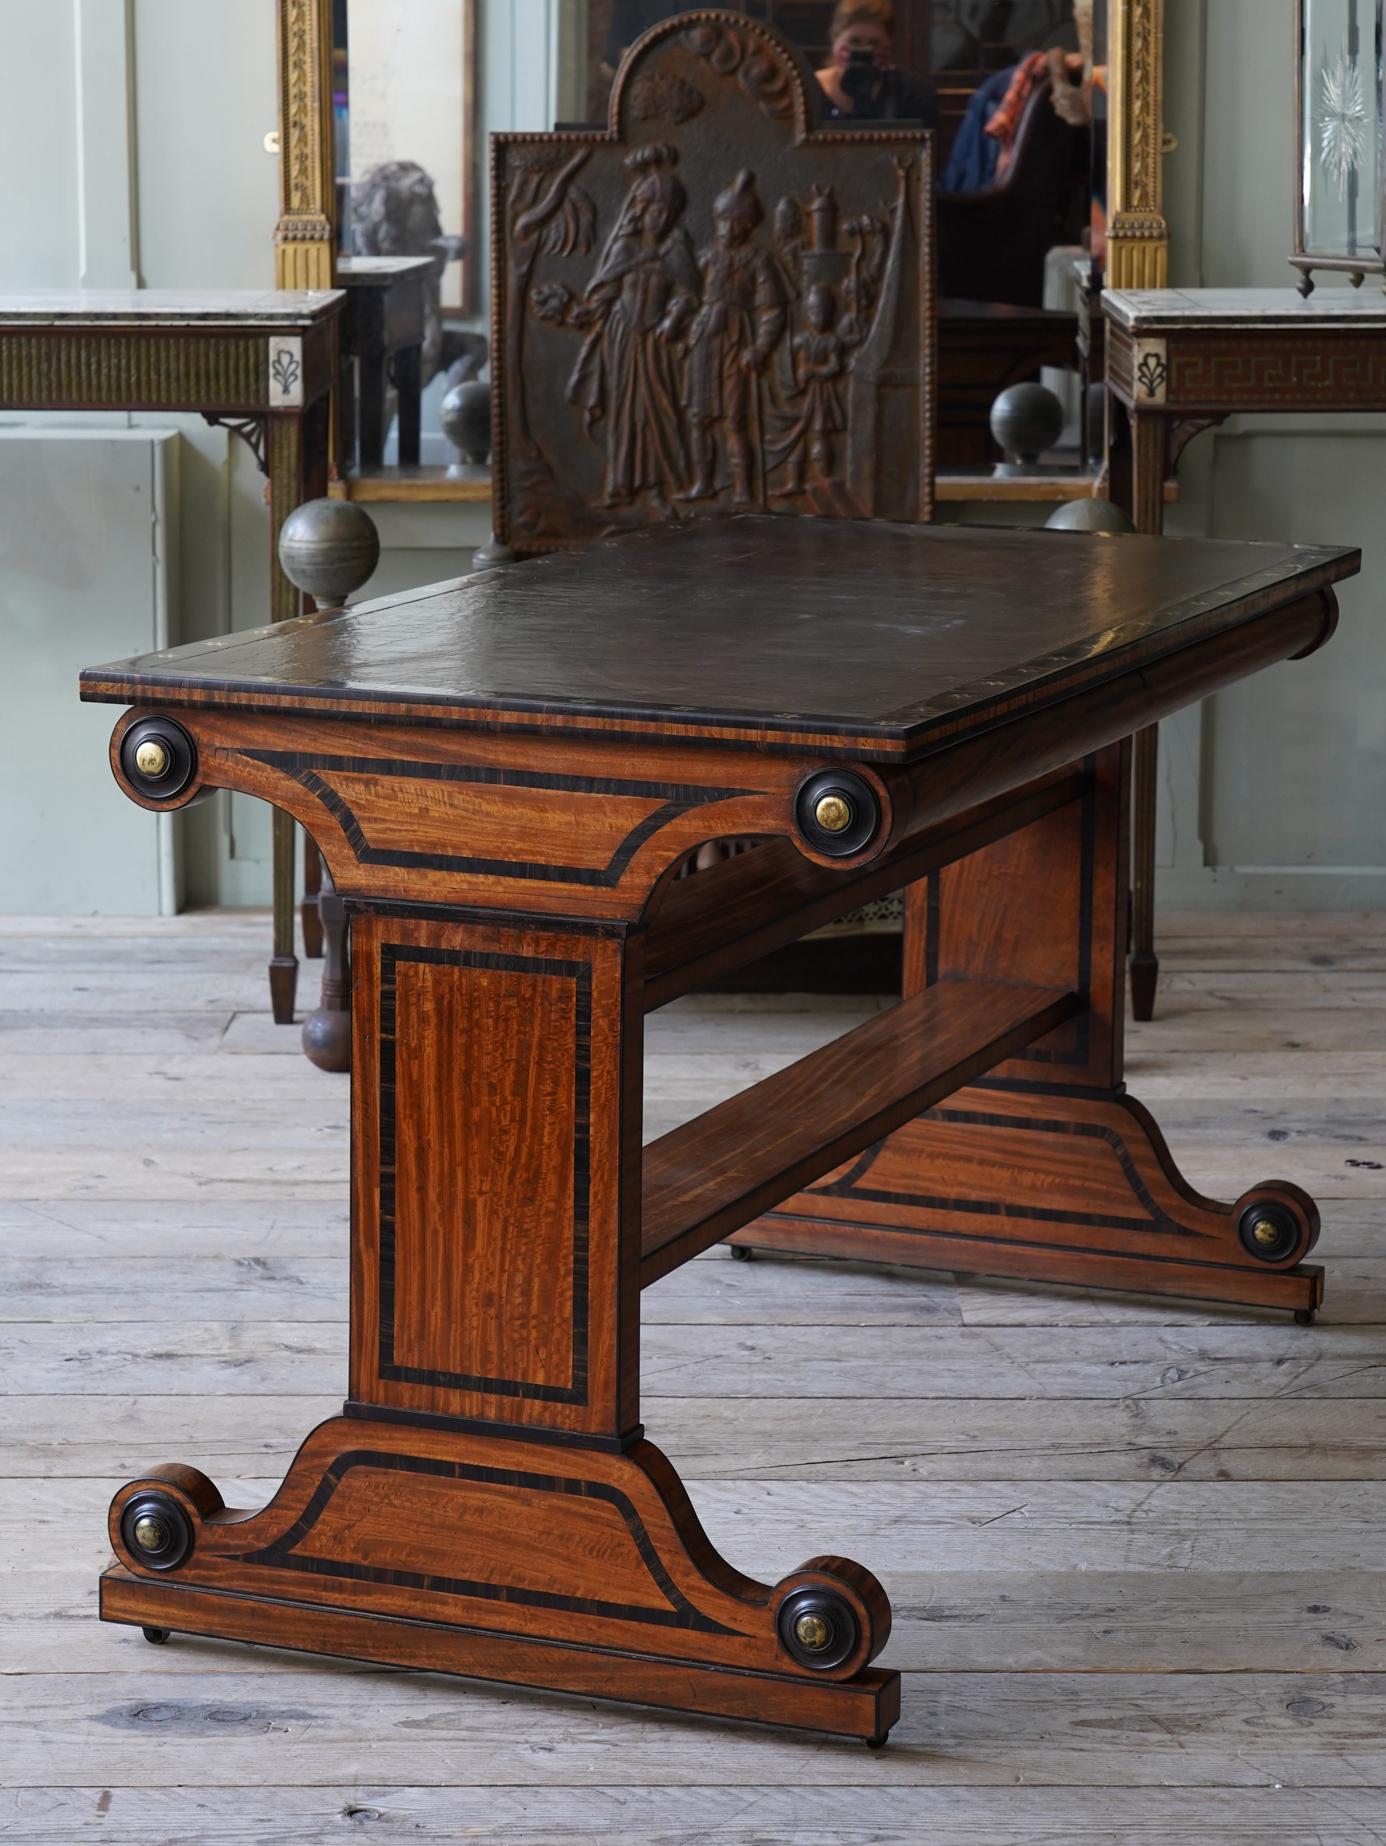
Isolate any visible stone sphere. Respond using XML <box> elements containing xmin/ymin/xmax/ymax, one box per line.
<box><xmin>1044</xmin><ymin>496</ymin><xmax>1138</xmax><ymax>536</ymax></box>
<box><xmin>441</xmin><ymin>378</ymin><xmax>492</xmax><ymax>467</ymax></box>
<box><xmin>989</xmin><ymin>381</ymin><xmax>1066</xmax><ymax>464</ymax></box>
<box><xmin>277</xmin><ymin>499</ymin><xmax>381</xmax><ymax>608</ymax></box>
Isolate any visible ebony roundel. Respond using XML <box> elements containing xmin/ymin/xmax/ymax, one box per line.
<box><xmin>1237</xmin><ymin>1201</ymin><xmax>1301</xmax><ymax>1264</ymax></box>
<box><xmin>776</xmin><ymin>1586</ymin><xmax>860</xmax><ymax>1671</ymax></box>
<box><xmin>120</xmin><ymin>716</ymin><xmax>198</xmax><ymax>802</ymax></box>
<box><xmin>794</xmin><ymin>769</ymin><xmax>881</xmax><ymax>858</ymax></box>
<box><xmin>120</xmin><ymin>1492</ymin><xmax>194</xmax><ymax>1572</ymax></box>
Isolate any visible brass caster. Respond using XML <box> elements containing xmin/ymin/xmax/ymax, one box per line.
<box><xmin>730</xmin><ymin>1245</ymin><xmax>754</xmax><ymax>1263</ymax></box>
<box><xmin>1294</xmin><ymin>1308</ymin><xmax>1316</xmax><ymax>1326</ymax></box>
<box><xmin>141</xmin><ymin>1626</ymin><xmax>170</xmax><ymax>1645</ymax></box>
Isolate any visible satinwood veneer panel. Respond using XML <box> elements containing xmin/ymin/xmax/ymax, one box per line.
<box><xmin>351</xmin><ymin>910</ymin><xmax>642</xmax><ymax>1437</ymax></box>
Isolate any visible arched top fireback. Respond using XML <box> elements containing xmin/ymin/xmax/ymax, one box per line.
<box><xmin>492</xmin><ymin>7</ymin><xmax>935</xmax><ymax>553</ymax></box>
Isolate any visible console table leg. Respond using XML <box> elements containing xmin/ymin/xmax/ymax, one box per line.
<box><xmin>100</xmin><ymin>901</ymin><xmax>900</xmax><ymax>1742</ymax></box>
<box><xmin>394</xmin><ymin>344</ymin><xmax>422</xmax><ymax>468</ymax></box>
<box><xmin>265</xmin><ymin>409</ymin><xmax>317</xmax><ymax>1024</ymax></box>
<box><xmin>301</xmin><ymin>868</ymin><xmax>350</xmax><ymax>1072</ymax></box>
<box><xmin>1110</xmin><ymin>402</ymin><xmax>1169</xmax><ymax>1023</ymax></box>
<box><xmin>301</xmin><ymin>835</ymin><xmax>324</xmax><ymax>959</ymax></box>
<box><xmin>1130</xmin><ymin>722</ymin><xmax>1160</xmax><ymax>1021</ymax></box>
<box><xmin>268</xmin><ymin>807</ymin><xmax>297</xmax><ymax>1025</ymax></box>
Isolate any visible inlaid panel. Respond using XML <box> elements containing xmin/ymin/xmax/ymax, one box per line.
<box><xmin>1168</xmin><ymin>335</ymin><xmax>1386</xmax><ymax>409</ymax></box>
<box><xmin>387</xmin><ymin>946</ymin><xmax>588</xmax><ymax>1401</ymax></box>
<box><xmin>351</xmin><ymin>910</ymin><xmax>641</xmax><ymax>1436</ymax></box>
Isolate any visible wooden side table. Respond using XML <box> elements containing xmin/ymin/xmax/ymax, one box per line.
<box><xmin>1104</xmin><ymin>286</ymin><xmax>1386</xmax><ymax>1019</ymax></box>
<box><xmin>80</xmin><ymin>515</ymin><xmax>1355</xmax><ymax>1743</ymax></box>
<box><xmin>1074</xmin><ymin>258</ymin><xmax>1105</xmax><ymax>468</ymax></box>
<box><xmin>0</xmin><ymin>288</ymin><xmax>343</xmax><ymax>1021</ymax></box>
<box><xmin>937</xmin><ymin>298</ymin><xmax>1080</xmax><ymax>472</ymax></box>
<box><xmin>336</xmin><ymin>257</ymin><xmax>431</xmax><ymax>473</ymax></box>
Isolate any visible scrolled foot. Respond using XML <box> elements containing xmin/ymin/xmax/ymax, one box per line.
<box><xmin>1232</xmin><ymin>1180</ymin><xmax>1319</xmax><ymax>1269</ymax></box>
<box><xmin>109</xmin><ymin>1464</ymin><xmax>225</xmax><ymax>1580</ymax></box>
<box><xmin>737</xmin><ymin>1087</ymin><xmax>1326</xmax><ymax>1318</ymax></box>
<box><xmin>771</xmin><ymin>1555</ymin><xmax>892</xmax><ymax>1682</ymax></box>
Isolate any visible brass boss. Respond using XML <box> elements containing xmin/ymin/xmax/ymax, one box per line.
<box><xmin>119</xmin><ymin>716</ymin><xmax>198</xmax><ymax>803</ymax></box>
<box><xmin>132</xmin><ymin>1512</ymin><xmax>170</xmax><ymax>1553</ymax></box>
<box><xmin>813</xmin><ymin>793</ymin><xmax>853</xmax><ymax>834</ymax></box>
<box><xmin>134</xmin><ymin>738</ymin><xmax>171</xmax><ymax>779</ymax></box>
<box><xmin>794</xmin><ymin>1611</ymin><xmax>833</xmax><ymax>1651</ymax></box>
<box><xmin>1251</xmin><ymin>1217</ymin><xmax>1282</xmax><ymax>1248</ymax></box>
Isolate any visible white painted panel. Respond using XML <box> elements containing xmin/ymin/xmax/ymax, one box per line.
<box><xmin>1149</xmin><ymin>0</ymin><xmax>1386</xmax><ymax>905</ymax></box>
<box><xmin>0</xmin><ymin>430</ymin><xmax>178</xmax><ymax>914</ymax></box>
<box><xmin>1201</xmin><ymin>423</ymin><xmax>1386</xmax><ymax>871</ymax></box>
<box><xmin>75</xmin><ymin>0</ymin><xmax>139</xmax><ymax>288</ymax></box>
<box><xmin>0</xmin><ymin>0</ymin><xmax>80</xmax><ymax>287</ymax></box>
<box><xmin>131</xmin><ymin>0</ymin><xmax>278</xmax><ymax>288</ymax></box>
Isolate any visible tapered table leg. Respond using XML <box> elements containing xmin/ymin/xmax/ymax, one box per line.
<box><xmin>394</xmin><ymin>344</ymin><xmax>422</xmax><ymax>468</ymax></box>
<box><xmin>268</xmin><ymin>807</ymin><xmax>297</xmax><ymax>1025</ymax></box>
<box><xmin>1109</xmin><ymin>398</ymin><xmax>1171</xmax><ymax>1020</ymax></box>
<box><xmin>300</xmin><ymin>867</ymin><xmax>350</xmax><ymax>1071</ymax></box>
<box><xmin>301</xmin><ymin>835</ymin><xmax>324</xmax><ymax>959</ymax></box>
<box><xmin>1130</xmin><ymin>722</ymin><xmax>1159</xmax><ymax>1020</ymax></box>
<box><xmin>264</xmin><ymin>403</ymin><xmax>329</xmax><ymax>1023</ymax></box>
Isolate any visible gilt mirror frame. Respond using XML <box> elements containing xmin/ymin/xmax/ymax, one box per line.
<box><xmin>273</xmin><ymin>0</ymin><xmax>1168</xmax><ymax>485</ymax></box>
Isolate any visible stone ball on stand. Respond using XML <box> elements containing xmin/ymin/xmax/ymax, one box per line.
<box><xmin>1044</xmin><ymin>497</ymin><xmax>1138</xmax><ymax>535</ymax></box>
<box><xmin>277</xmin><ymin>499</ymin><xmax>381</xmax><ymax>611</ymax></box>
<box><xmin>989</xmin><ymin>381</ymin><xmax>1067</xmax><ymax>473</ymax></box>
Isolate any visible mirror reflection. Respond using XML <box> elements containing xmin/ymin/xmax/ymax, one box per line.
<box><xmin>329</xmin><ymin>0</ymin><xmax>1108</xmax><ymax>489</ymax></box>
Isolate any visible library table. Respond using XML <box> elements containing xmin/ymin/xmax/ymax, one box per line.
<box><xmin>1105</xmin><ymin>286</ymin><xmax>1386</xmax><ymax>1022</ymax></box>
<box><xmin>0</xmin><ymin>288</ymin><xmax>343</xmax><ymax>1021</ymax></box>
<box><xmin>80</xmin><ymin>515</ymin><xmax>1356</xmax><ymax>1745</ymax></box>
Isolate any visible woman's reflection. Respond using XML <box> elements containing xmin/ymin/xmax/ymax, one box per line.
<box><xmin>814</xmin><ymin>1</ymin><xmax>938</xmax><ymax>127</ymax></box>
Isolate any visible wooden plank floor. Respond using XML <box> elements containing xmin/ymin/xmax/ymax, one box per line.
<box><xmin>1</xmin><ymin>909</ymin><xmax>1385</xmax><ymax>1844</ymax></box>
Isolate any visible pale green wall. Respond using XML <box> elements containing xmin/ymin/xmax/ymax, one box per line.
<box><xmin>2</xmin><ymin>0</ymin><xmax>1382</xmax><ymax>908</ymax></box>
<box><xmin>1157</xmin><ymin>0</ymin><xmax>1386</xmax><ymax>905</ymax></box>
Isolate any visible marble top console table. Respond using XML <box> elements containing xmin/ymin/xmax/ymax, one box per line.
<box><xmin>1104</xmin><ymin>286</ymin><xmax>1386</xmax><ymax>1021</ymax></box>
<box><xmin>0</xmin><ymin>290</ymin><xmax>345</xmax><ymax>1021</ymax></box>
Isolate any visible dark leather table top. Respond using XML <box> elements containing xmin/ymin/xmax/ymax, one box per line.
<box><xmin>82</xmin><ymin>515</ymin><xmax>1358</xmax><ymax>758</ymax></box>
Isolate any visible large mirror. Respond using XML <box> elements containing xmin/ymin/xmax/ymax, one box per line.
<box><xmin>274</xmin><ymin>0</ymin><xmax>1166</xmax><ymax>501</ymax></box>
